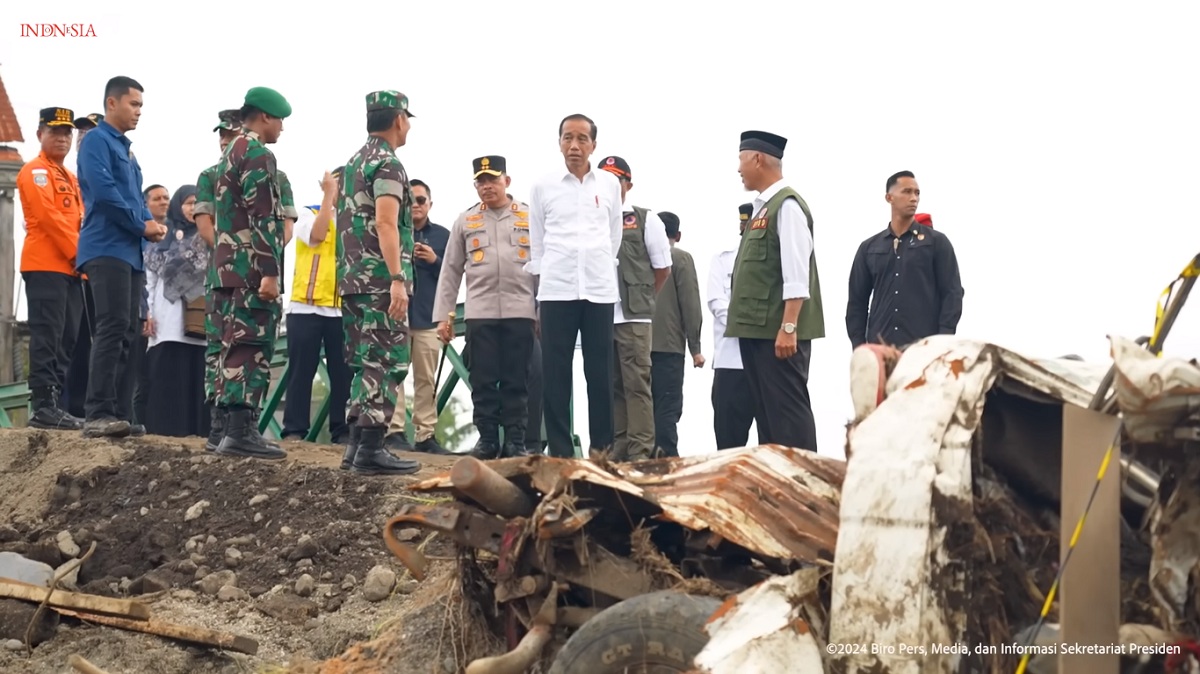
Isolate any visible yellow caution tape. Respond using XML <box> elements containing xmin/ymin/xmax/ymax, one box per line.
<box><xmin>1150</xmin><ymin>256</ymin><xmax>1200</xmax><ymax>353</ymax></box>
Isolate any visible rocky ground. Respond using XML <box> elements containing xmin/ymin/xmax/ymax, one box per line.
<box><xmin>0</xmin><ymin>428</ymin><xmax>486</xmax><ymax>674</ymax></box>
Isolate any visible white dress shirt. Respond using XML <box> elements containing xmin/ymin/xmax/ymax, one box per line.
<box><xmin>707</xmin><ymin>249</ymin><xmax>742</xmax><ymax>370</ymax></box>
<box><xmin>753</xmin><ymin>179</ymin><xmax>814</xmax><ymax>301</ymax></box>
<box><xmin>527</xmin><ymin>166</ymin><xmax>624</xmax><ymax>304</ymax></box>
<box><xmin>286</xmin><ymin>206</ymin><xmax>341</xmax><ymax>318</ymax></box>
<box><xmin>614</xmin><ymin>203</ymin><xmax>672</xmax><ymax>325</ymax></box>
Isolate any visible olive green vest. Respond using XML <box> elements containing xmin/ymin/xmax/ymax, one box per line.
<box><xmin>617</xmin><ymin>206</ymin><xmax>656</xmax><ymax>319</ymax></box>
<box><xmin>726</xmin><ymin>187</ymin><xmax>825</xmax><ymax>341</ymax></box>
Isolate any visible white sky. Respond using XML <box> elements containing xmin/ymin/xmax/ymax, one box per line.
<box><xmin>2</xmin><ymin>0</ymin><xmax>1199</xmax><ymax>458</ymax></box>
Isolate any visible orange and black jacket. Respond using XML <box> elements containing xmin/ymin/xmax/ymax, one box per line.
<box><xmin>17</xmin><ymin>150</ymin><xmax>83</xmax><ymax>275</ymax></box>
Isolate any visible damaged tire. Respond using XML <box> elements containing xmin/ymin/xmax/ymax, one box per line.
<box><xmin>548</xmin><ymin>590</ymin><xmax>722</xmax><ymax>674</ymax></box>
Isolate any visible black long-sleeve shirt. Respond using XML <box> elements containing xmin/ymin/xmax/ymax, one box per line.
<box><xmin>845</xmin><ymin>222</ymin><xmax>963</xmax><ymax>349</ymax></box>
<box><xmin>410</xmin><ymin>221</ymin><xmax>450</xmax><ymax>329</ymax></box>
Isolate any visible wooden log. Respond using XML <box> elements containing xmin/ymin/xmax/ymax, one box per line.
<box><xmin>0</xmin><ymin>579</ymin><xmax>149</xmax><ymax>620</ymax></box>
<box><xmin>53</xmin><ymin>608</ymin><xmax>259</xmax><ymax>655</ymax></box>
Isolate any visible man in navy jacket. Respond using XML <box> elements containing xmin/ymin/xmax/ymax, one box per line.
<box><xmin>76</xmin><ymin>76</ymin><xmax>166</xmax><ymax>438</ymax></box>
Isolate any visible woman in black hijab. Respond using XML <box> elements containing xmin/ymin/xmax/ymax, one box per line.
<box><xmin>142</xmin><ymin>185</ymin><xmax>211</xmax><ymax>438</ymax></box>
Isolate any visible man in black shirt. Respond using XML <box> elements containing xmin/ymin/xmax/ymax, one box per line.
<box><xmin>385</xmin><ymin>179</ymin><xmax>451</xmax><ymax>454</ymax></box>
<box><xmin>846</xmin><ymin>171</ymin><xmax>964</xmax><ymax>349</ymax></box>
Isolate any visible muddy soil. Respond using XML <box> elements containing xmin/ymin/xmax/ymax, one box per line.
<box><xmin>0</xmin><ymin>428</ymin><xmax>473</xmax><ymax>674</ymax></box>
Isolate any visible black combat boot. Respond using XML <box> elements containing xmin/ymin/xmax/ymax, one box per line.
<box><xmin>249</xmin><ymin>408</ymin><xmax>282</xmax><ymax>450</ymax></box>
<box><xmin>205</xmin><ymin>407</ymin><xmax>226</xmax><ymax>452</ymax></box>
<box><xmin>351</xmin><ymin>426</ymin><xmax>420</xmax><ymax>476</ymax></box>
<box><xmin>469</xmin><ymin>423</ymin><xmax>501</xmax><ymax>460</ymax></box>
<box><xmin>29</xmin><ymin>387</ymin><xmax>82</xmax><ymax>431</ymax></box>
<box><xmin>340</xmin><ymin>425</ymin><xmax>361</xmax><ymax>471</ymax></box>
<box><xmin>217</xmin><ymin>406</ymin><xmax>287</xmax><ymax>460</ymax></box>
<box><xmin>502</xmin><ymin>426</ymin><xmax>532</xmax><ymax>458</ymax></box>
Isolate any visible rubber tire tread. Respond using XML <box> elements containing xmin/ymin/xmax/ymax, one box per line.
<box><xmin>548</xmin><ymin>591</ymin><xmax>722</xmax><ymax>674</ymax></box>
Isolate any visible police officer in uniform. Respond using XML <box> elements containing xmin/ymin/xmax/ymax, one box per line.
<box><xmin>434</xmin><ymin>156</ymin><xmax>538</xmax><ymax>459</ymax></box>
<box><xmin>727</xmin><ymin>131</ymin><xmax>824</xmax><ymax>451</ymax></box>
<box><xmin>336</xmin><ymin>90</ymin><xmax>421</xmax><ymax>476</ymax></box>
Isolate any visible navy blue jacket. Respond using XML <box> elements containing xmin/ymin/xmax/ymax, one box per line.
<box><xmin>76</xmin><ymin>121</ymin><xmax>151</xmax><ymax>271</ymax></box>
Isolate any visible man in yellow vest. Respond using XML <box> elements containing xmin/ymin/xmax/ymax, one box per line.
<box><xmin>281</xmin><ymin>167</ymin><xmax>352</xmax><ymax>450</ymax></box>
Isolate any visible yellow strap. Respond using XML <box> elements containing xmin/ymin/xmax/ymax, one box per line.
<box><xmin>1149</xmin><ymin>256</ymin><xmax>1200</xmax><ymax>353</ymax></box>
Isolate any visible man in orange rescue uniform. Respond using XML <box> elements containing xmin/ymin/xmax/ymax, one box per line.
<box><xmin>17</xmin><ymin>107</ymin><xmax>87</xmax><ymax>430</ymax></box>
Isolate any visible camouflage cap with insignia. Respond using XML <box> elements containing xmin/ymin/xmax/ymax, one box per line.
<box><xmin>213</xmin><ymin>109</ymin><xmax>243</xmax><ymax>133</ymax></box>
<box><xmin>39</xmin><ymin>107</ymin><xmax>76</xmax><ymax>128</ymax></box>
<box><xmin>72</xmin><ymin>112</ymin><xmax>103</xmax><ymax>129</ymax></box>
<box><xmin>365</xmin><ymin>90</ymin><xmax>416</xmax><ymax>118</ymax></box>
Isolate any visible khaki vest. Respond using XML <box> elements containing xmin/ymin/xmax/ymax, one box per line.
<box><xmin>291</xmin><ymin>206</ymin><xmax>341</xmax><ymax>308</ymax></box>
<box><xmin>726</xmin><ymin>188</ymin><xmax>824</xmax><ymax>341</ymax></box>
<box><xmin>617</xmin><ymin>206</ymin><xmax>656</xmax><ymax>319</ymax></box>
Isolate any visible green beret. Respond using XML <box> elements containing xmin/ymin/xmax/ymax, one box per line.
<box><xmin>365</xmin><ymin>90</ymin><xmax>416</xmax><ymax>117</ymax></box>
<box><xmin>244</xmin><ymin>87</ymin><xmax>292</xmax><ymax>119</ymax></box>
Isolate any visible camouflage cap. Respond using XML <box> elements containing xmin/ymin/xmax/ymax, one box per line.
<box><xmin>365</xmin><ymin>91</ymin><xmax>416</xmax><ymax>118</ymax></box>
<box><xmin>213</xmin><ymin>109</ymin><xmax>242</xmax><ymax>133</ymax></box>
<box><xmin>244</xmin><ymin>87</ymin><xmax>292</xmax><ymax>119</ymax></box>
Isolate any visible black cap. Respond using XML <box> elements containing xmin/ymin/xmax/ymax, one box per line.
<box><xmin>739</xmin><ymin>203</ymin><xmax>753</xmax><ymax>222</ymax></box>
<box><xmin>739</xmin><ymin>130</ymin><xmax>787</xmax><ymax>159</ymax></box>
<box><xmin>39</xmin><ymin>107</ymin><xmax>76</xmax><ymax>128</ymax></box>
<box><xmin>598</xmin><ymin>156</ymin><xmax>631</xmax><ymax>180</ymax></box>
<box><xmin>472</xmin><ymin>155</ymin><xmax>506</xmax><ymax>179</ymax></box>
<box><xmin>331</xmin><ymin>165</ymin><xmax>345</xmax><ymax>177</ymax></box>
<box><xmin>213</xmin><ymin>109</ymin><xmax>242</xmax><ymax>133</ymax></box>
<box><xmin>72</xmin><ymin>112</ymin><xmax>103</xmax><ymax>129</ymax></box>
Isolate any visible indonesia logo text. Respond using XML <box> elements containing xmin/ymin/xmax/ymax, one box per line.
<box><xmin>20</xmin><ymin>23</ymin><xmax>98</xmax><ymax>37</ymax></box>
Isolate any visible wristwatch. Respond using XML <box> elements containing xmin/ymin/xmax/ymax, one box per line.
<box><xmin>782</xmin><ymin>323</ymin><xmax>796</xmax><ymax>334</ymax></box>
<box><xmin>390</xmin><ymin>274</ymin><xmax>404</xmax><ymax>282</ymax></box>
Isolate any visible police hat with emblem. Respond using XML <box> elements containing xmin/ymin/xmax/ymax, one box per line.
<box><xmin>740</xmin><ymin>130</ymin><xmax>787</xmax><ymax>159</ymax></box>
<box><xmin>739</xmin><ymin>203</ymin><xmax>753</xmax><ymax>222</ymax></box>
<box><xmin>72</xmin><ymin>112</ymin><xmax>103</xmax><ymax>129</ymax></box>
<box><xmin>39</xmin><ymin>107</ymin><xmax>76</xmax><ymax>129</ymax></box>
<box><xmin>598</xmin><ymin>156</ymin><xmax>631</xmax><ymax>180</ymax></box>
<box><xmin>472</xmin><ymin>156</ymin><xmax>506</xmax><ymax>179</ymax></box>
<box><xmin>213</xmin><ymin>109</ymin><xmax>243</xmax><ymax>133</ymax></box>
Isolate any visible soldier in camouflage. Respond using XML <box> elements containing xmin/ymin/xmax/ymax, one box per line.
<box><xmin>336</xmin><ymin>90</ymin><xmax>421</xmax><ymax>476</ymax></box>
<box><xmin>211</xmin><ymin>87</ymin><xmax>292</xmax><ymax>460</ymax></box>
<box><xmin>194</xmin><ymin>108</ymin><xmax>241</xmax><ymax>452</ymax></box>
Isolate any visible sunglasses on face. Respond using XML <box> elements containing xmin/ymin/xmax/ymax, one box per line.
<box><xmin>414</xmin><ymin>196</ymin><xmax>428</xmax><ymax>206</ymax></box>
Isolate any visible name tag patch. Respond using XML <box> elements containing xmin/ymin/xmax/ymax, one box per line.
<box><xmin>749</xmin><ymin>217</ymin><xmax>768</xmax><ymax>230</ymax></box>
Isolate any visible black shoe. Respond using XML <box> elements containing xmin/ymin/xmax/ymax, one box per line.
<box><xmin>249</xmin><ymin>409</ymin><xmax>282</xmax><ymax>450</ymax></box>
<box><xmin>281</xmin><ymin>432</ymin><xmax>306</xmax><ymax>442</ymax></box>
<box><xmin>129</xmin><ymin>424</ymin><xmax>146</xmax><ymax>437</ymax></box>
<box><xmin>206</xmin><ymin>407</ymin><xmax>226</xmax><ymax>453</ymax></box>
<box><xmin>340</xmin><ymin>425</ymin><xmax>361</xmax><ymax>471</ymax></box>
<box><xmin>383</xmin><ymin>432</ymin><xmax>414</xmax><ymax>452</ymax></box>
<box><xmin>469</xmin><ymin>423</ymin><xmax>501</xmax><ymax>460</ymax></box>
<box><xmin>82</xmin><ymin>417</ymin><xmax>131</xmax><ymax>439</ymax></box>
<box><xmin>502</xmin><ymin>427</ymin><xmax>531</xmax><ymax>458</ymax></box>
<box><xmin>352</xmin><ymin>426</ymin><xmax>420</xmax><ymax>475</ymax></box>
<box><xmin>414</xmin><ymin>437</ymin><xmax>451</xmax><ymax>455</ymax></box>
<box><xmin>217</xmin><ymin>408</ymin><xmax>287</xmax><ymax>460</ymax></box>
<box><xmin>29</xmin><ymin>406</ymin><xmax>83</xmax><ymax>431</ymax></box>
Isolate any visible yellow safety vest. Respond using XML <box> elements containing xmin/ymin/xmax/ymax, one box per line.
<box><xmin>290</xmin><ymin>206</ymin><xmax>340</xmax><ymax>308</ymax></box>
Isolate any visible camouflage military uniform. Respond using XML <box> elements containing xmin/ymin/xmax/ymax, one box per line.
<box><xmin>194</xmin><ymin>162</ymin><xmax>222</xmax><ymax>405</ymax></box>
<box><xmin>338</xmin><ymin>140</ymin><xmax>414</xmax><ymax>427</ymax></box>
<box><xmin>213</xmin><ymin>130</ymin><xmax>285</xmax><ymax>412</ymax></box>
<box><xmin>263</xmin><ymin>169</ymin><xmax>297</xmax><ymax>366</ymax></box>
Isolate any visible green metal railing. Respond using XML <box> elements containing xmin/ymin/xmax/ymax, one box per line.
<box><xmin>1</xmin><ymin>302</ymin><xmax>583</xmax><ymax>456</ymax></box>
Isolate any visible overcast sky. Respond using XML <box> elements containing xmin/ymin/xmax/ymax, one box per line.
<box><xmin>2</xmin><ymin>0</ymin><xmax>1198</xmax><ymax>458</ymax></box>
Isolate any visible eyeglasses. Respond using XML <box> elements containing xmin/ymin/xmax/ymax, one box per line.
<box><xmin>414</xmin><ymin>196</ymin><xmax>428</xmax><ymax>206</ymax></box>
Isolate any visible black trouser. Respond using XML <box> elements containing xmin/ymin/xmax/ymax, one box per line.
<box><xmin>82</xmin><ymin>257</ymin><xmax>143</xmax><ymax>422</ymax></box>
<box><xmin>712</xmin><ymin>367</ymin><xmax>756</xmax><ymax>450</ymax></box>
<box><xmin>23</xmin><ymin>272</ymin><xmax>83</xmax><ymax>401</ymax></box>
<box><xmin>61</xmin><ymin>280</ymin><xmax>96</xmax><ymax>417</ymax></box>
<box><xmin>526</xmin><ymin>336</ymin><xmax>544</xmax><ymax>448</ymax></box>
<box><xmin>540</xmin><ymin>300</ymin><xmax>613</xmax><ymax>457</ymax></box>
<box><xmin>124</xmin><ymin>326</ymin><xmax>150</xmax><ymax>425</ymax></box>
<box><xmin>282</xmin><ymin>312</ymin><xmax>351</xmax><ymax>439</ymax></box>
<box><xmin>738</xmin><ymin>338</ymin><xmax>817</xmax><ymax>451</ymax></box>
<box><xmin>465</xmin><ymin>318</ymin><xmax>535</xmax><ymax>431</ymax></box>
<box><xmin>650</xmin><ymin>351</ymin><xmax>684</xmax><ymax>457</ymax></box>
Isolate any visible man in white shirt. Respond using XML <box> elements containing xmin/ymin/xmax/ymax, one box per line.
<box><xmin>527</xmin><ymin>114</ymin><xmax>623</xmax><ymax>458</ymax></box>
<box><xmin>597</xmin><ymin>156</ymin><xmax>671</xmax><ymax>461</ymax></box>
<box><xmin>725</xmin><ymin>130</ymin><xmax>825</xmax><ymax>451</ymax></box>
<box><xmin>707</xmin><ymin>203</ymin><xmax>757</xmax><ymax>449</ymax></box>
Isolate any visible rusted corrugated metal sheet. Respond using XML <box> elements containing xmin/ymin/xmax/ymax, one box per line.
<box><xmin>409</xmin><ymin>445</ymin><xmax>844</xmax><ymax>564</ymax></box>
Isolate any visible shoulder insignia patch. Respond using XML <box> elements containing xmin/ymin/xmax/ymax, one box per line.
<box><xmin>511</xmin><ymin>202</ymin><xmax>519</xmax><ymax>211</ymax></box>
<box><xmin>466</xmin><ymin>213</ymin><xmax>484</xmax><ymax>222</ymax></box>
<box><xmin>33</xmin><ymin>174</ymin><xmax>48</xmax><ymax>187</ymax></box>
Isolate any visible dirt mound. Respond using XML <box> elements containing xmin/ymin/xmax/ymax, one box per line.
<box><xmin>0</xmin><ymin>429</ymin><xmax>461</xmax><ymax>674</ymax></box>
